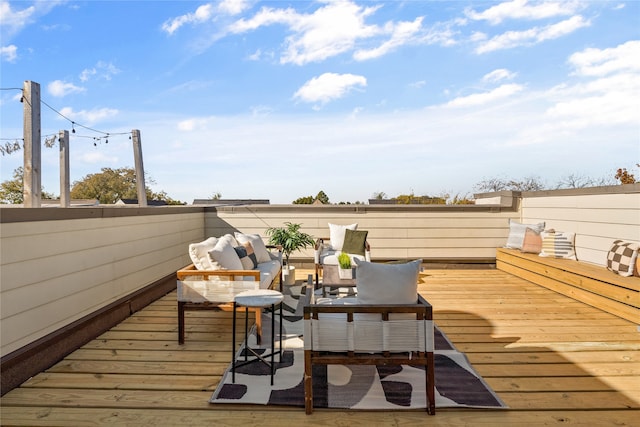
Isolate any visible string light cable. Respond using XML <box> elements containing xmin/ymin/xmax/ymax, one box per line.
<box><xmin>1</xmin><ymin>86</ymin><xmax>132</xmax><ymax>154</ymax></box>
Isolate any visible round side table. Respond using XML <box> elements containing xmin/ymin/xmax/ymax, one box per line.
<box><xmin>232</xmin><ymin>289</ymin><xmax>284</xmax><ymax>385</ymax></box>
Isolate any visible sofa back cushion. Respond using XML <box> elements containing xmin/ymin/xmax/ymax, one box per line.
<box><xmin>209</xmin><ymin>234</ymin><xmax>243</xmax><ymax>270</ymax></box>
<box><xmin>189</xmin><ymin>237</ymin><xmax>218</xmax><ymax>270</ymax></box>
<box><xmin>355</xmin><ymin>259</ymin><xmax>421</xmax><ymax>305</ymax></box>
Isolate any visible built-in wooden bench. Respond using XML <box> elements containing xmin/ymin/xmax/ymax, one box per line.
<box><xmin>496</xmin><ymin>248</ymin><xmax>640</xmax><ymax>324</ymax></box>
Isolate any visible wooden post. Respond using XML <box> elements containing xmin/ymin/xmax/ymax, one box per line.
<box><xmin>59</xmin><ymin>130</ymin><xmax>70</xmax><ymax>207</ymax></box>
<box><xmin>131</xmin><ymin>129</ymin><xmax>147</xmax><ymax>206</ymax></box>
<box><xmin>23</xmin><ymin>80</ymin><xmax>41</xmax><ymax>207</ymax></box>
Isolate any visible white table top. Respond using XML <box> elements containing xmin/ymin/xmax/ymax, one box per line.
<box><xmin>177</xmin><ymin>279</ymin><xmax>259</xmax><ymax>304</ymax></box>
<box><xmin>235</xmin><ymin>289</ymin><xmax>284</xmax><ymax>308</ymax></box>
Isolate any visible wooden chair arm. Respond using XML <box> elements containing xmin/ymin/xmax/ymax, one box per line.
<box><xmin>304</xmin><ymin>295</ymin><xmax>432</xmax><ymax>319</ymax></box>
<box><xmin>176</xmin><ymin>264</ymin><xmax>260</xmax><ymax>281</ymax></box>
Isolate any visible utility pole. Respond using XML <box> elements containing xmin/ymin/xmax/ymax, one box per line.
<box><xmin>59</xmin><ymin>130</ymin><xmax>70</xmax><ymax>207</ymax></box>
<box><xmin>131</xmin><ymin>129</ymin><xmax>147</xmax><ymax>207</ymax></box>
<box><xmin>23</xmin><ymin>80</ymin><xmax>41</xmax><ymax>207</ymax></box>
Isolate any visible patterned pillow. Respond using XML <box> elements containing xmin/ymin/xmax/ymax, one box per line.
<box><xmin>606</xmin><ymin>240</ymin><xmax>639</xmax><ymax>277</ymax></box>
<box><xmin>505</xmin><ymin>219</ymin><xmax>545</xmax><ymax>250</ymax></box>
<box><xmin>234</xmin><ymin>242</ymin><xmax>258</xmax><ymax>270</ymax></box>
<box><xmin>539</xmin><ymin>231</ymin><xmax>576</xmax><ymax>260</ymax></box>
<box><xmin>234</xmin><ymin>232</ymin><xmax>271</xmax><ymax>264</ymax></box>
<box><xmin>520</xmin><ymin>227</ymin><xmax>542</xmax><ymax>254</ymax></box>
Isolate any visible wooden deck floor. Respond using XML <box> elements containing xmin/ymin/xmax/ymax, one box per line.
<box><xmin>1</xmin><ymin>268</ymin><xmax>639</xmax><ymax>426</ymax></box>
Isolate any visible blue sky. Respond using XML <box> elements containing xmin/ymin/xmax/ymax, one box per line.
<box><xmin>1</xmin><ymin>0</ymin><xmax>638</xmax><ymax>204</ymax></box>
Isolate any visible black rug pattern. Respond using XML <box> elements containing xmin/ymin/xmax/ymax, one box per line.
<box><xmin>211</xmin><ymin>284</ymin><xmax>507</xmax><ymax>410</ymax></box>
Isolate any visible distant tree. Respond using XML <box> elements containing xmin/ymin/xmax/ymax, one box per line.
<box><xmin>474</xmin><ymin>177</ymin><xmax>508</xmax><ymax>192</ymax></box>
<box><xmin>437</xmin><ymin>191</ymin><xmax>474</xmax><ymax>205</ymax></box>
<box><xmin>210</xmin><ymin>192</ymin><xmax>222</xmax><ymax>200</ymax></box>
<box><xmin>615</xmin><ymin>165</ymin><xmax>638</xmax><ymax>184</ymax></box>
<box><xmin>395</xmin><ymin>193</ymin><xmax>446</xmax><ymax>204</ymax></box>
<box><xmin>0</xmin><ymin>167</ymin><xmax>55</xmax><ymax>204</ymax></box>
<box><xmin>372</xmin><ymin>191</ymin><xmax>387</xmax><ymax>200</ymax></box>
<box><xmin>70</xmin><ymin>167</ymin><xmax>183</xmax><ymax>204</ymax></box>
<box><xmin>450</xmin><ymin>194</ymin><xmax>475</xmax><ymax>205</ymax></box>
<box><xmin>508</xmin><ymin>176</ymin><xmax>545</xmax><ymax>191</ymax></box>
<box><xmin>293</xmin><ymin>190</ymin><xmax>330</xmax><ymax>204</ymax></box>
<box><xmin>315</xmin><ymin>190</ymin><xmax>330</xmax><ymax>204</ymax></box>
<box><xmin>475</xmin><ymin>176</ymin><xmax>546</xmax><ymax>192</ymax></box>
<box><xmin>292</xmin><ymin>195</ymin><xmax>314</xmax><ymax>204</ymax></box>
<box><xmin>555</xmin><ymin>173</ymin><xmax>595</xmax><ymax>189</ymax></box>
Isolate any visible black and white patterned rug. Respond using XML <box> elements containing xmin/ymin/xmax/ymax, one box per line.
<box><xmin>211</xmin><ymin>284</ymin><xmax>507</xmax><ymax>411</ymax></box>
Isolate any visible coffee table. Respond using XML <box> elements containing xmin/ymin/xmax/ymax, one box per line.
<box><xmin>177</xmin><ymin>279</ymin><xmax>260</xmax><ymax>344</ymax></box>
<box><xmin>320</xmin><ymin>264</ymin><xmax>357</xmax><ymax>297</ymax></box>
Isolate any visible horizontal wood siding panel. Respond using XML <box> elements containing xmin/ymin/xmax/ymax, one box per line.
<box><xmin>521</xmin><ymin>193</ymin><xmax>639</xmax><ymax>209</ymax></box>
<box><xmin>1</xmin><ymin>212</ymin><xmax>203</xmax><ymax>357</ymax></box>
<box><xmin>210</xmin><ymin>209</ymin><xmax>514</xmax><ymax>262</ymax></box>
<box><xmin>521</xmin><ymin>192</ymin><xmax>640</xmax><ymax>267</ymax></box>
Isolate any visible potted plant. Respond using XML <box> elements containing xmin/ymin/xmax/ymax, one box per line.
<box><xmin>266</xmin><ymin>222</ymin><xmax>314</xmax><ymax>285</ymax></box>
<box><xmin>337</xmin><ymin>252</ymin><xmax>353</xmax><ymax>279</ymax></box>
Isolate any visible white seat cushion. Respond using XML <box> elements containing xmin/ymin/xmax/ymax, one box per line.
<box><xmin>320</xmin><ymin>251</ymin><xmax>367</xmax><ymax>265</ymax></box>
<box><xmin>256</xmin><ymin>260</ymin><xmax>281</xmax><ymax>289</ymax></box>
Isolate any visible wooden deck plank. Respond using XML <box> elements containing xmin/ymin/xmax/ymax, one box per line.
<box><xmin>3</xmin><ymin>407</ymin><xmax>639</xmax><ymax>427</ymax></box>
<box><xmin>2</xmin><ymin>268</ymin><xmax>640</xmax><ymax>426</ymax></box>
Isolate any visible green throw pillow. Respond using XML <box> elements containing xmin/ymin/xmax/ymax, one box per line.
<box><xmin>341</xmin><ymin>229</ymin><xmax>368</xmax><ymax>256</ymax></box>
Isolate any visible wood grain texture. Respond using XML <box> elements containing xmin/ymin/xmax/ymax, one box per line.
<box><xmin>1</xmin><ymin>268</ymin><xmax>639</xmax><ymax>426</ymax></box>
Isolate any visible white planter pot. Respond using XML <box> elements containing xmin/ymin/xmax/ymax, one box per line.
<box><xmin>283</xmin><ymin>265</ymin><xmax>296</xmax><ymax>286</ymax></box>
<box><xmin>338</xmin><ymin>267</ymin><xmax>353</xmax><ymax>279</ymax></box>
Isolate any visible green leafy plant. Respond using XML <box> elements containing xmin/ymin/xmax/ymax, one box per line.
<box><xmin>338</xmin><ymin>252</ymin><xmax>351</xmax><ymax>269</ymax></box>
<box><xmin>265</xmin><ymin>222</ymin><xmax>315</xmax><ymax>266</ymax></box>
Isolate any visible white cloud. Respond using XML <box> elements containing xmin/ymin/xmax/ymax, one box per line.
<box><xmin>48</xmin><ymin>80</ymin><xmax>86</xmax><ymax>97</ymax></box>
<box><xmin>483</xmin><ymin>69</ymin><xmax>517</xmax><ymax>83</ymax></box>
<box><xmin>466</xmin><ymin>0</ymin><xmax>583</xmax><ymax>25</ymax></box>
<box><xmin>545</xmin><ymin>41</ymin><xmax>640</xmax><ymax>127</ymax></box>
<box><xmin>446</xmin><ymin>83</ymin><xmax>524</xmax><ymax>107</ymax></box>
<box><xmin>280</xmin><ymin>2</ymin><xmax>381</xmax><ymax>65</ymax></box>
<box><xmin>59</xmin><ymin>107</ymin><xmax>119</xmax><ymax>124</ymax></box>
<box><xmin>229</xmin><ymin>1</ymin><xmax>386</xmax><ymax>65</ymax></box>
<box><xmin>568</xmin><ymin>40</ymin><xmax>640</xmax><ymax>77</ymax></box>
<box><xmin>0</xmin><ymin>0</ymin><xmax>65</xmax><ymax>41</ymax></box>
<box><xmin>162</xmin><ymin>0</ymin><xmax>252</xmax><ymax>35</ymax></box>
<box><xmin>79</xmin><ymin>61</ymin><xmax>121</xmax><ymax>82</ymax></box>
<box><xmin>162</xmin><ymin>3</ymin><xmax>215</xmax><ymax>35</ymax></box>
<box><xmin>218</xmin><ymin>0</ymin><xmax>252</xmax><ymax>16</ymax></box>
<box><xmin>409</xmin><ymin>80</ymin><xmax>427</xmax><ymax>89</ymax></box>
<box><xmin>294</xmin><ymin>72</ymin><xmax>367</xmax><ymax>105</ymax></box>
<box><xmin>475</xmin><ymin>15</ymin><xmax>590</xmax><ymax>54</ymax></box>
<box><xmin>0</xmin><ymin>1</ymin><xmax>35</xmax><ymax>40</ymax></box>
<box><xmin>354</xmin><ymin>17</ymin><xmax>424</xmax><ymax>61</ymax></box>
<box><xmin>1</xmin><ymin>44</ymin><xmax>17</xmax><ymax>62</ymax></box>
<box><xmin>177</xmin><ymin>117</ymin><xmax>210</xmax><ymax>131</ymax></box>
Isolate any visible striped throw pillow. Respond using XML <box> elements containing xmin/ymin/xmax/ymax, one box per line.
<box><xmin>539</xmin><ymin>231</ymin><xmax>576</xmax><ymax>260</ymax></box>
